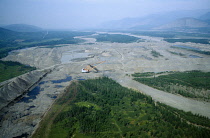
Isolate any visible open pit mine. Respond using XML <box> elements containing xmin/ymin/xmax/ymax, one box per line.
<box><xmin>1</xmin><ymin>33</ymin><xmax>210</xmax><ymax>137</ymax></box>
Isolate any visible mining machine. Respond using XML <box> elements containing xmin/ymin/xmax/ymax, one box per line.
<box><xmin>82</xmin><ymin>61</ymin><xmax>105</xmax><ymax>73</ymax></box>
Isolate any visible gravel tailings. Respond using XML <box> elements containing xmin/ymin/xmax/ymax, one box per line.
<box><xmin>0</xmin><ymin>70</ymin><xmax>50</xmax><ymax>110</ymax></box>
<box><xmin>117</xmin><ymin>76</ymin><xmax>210</xmax><ymax>119</ymax></box>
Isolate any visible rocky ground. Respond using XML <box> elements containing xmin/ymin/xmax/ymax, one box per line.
<box><xmin>1</xmin><ymin>32</ymin><xmax>210</xmax><ymax>137</ymax></box>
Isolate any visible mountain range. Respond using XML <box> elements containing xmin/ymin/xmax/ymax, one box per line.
<box><xmin>154</xmin><ymin>17</ymin><xmax>209</xmax><ymax>30</ymax></box>
<box><xmin>1</xmin><ymin>10</ymin><xmax>210</xmax><ymax>32</ymax></box>
<box><xmin>100</xmin><ymin>10</ymin><xmax>210</xmax><ymax>32</ymax></box>
<box><xmin>0</xmin><ymin>27</ymin><xmax>19</xmax><ymax>39</ymax></box>
<box><xmin>199</xmin><ymin>12</ymin><xmax>210</xmax><ymax>21</ymax></box>
<box><xmin>1</xmin><ymin>24</ymin><xmax>43</xmax><ymax>32</ymax></box>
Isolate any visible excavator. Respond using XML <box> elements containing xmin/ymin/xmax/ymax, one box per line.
<box><xmin>82</xmin><ymin>61</ymin><xmax>105</xmax><ymax>73</ymax></box>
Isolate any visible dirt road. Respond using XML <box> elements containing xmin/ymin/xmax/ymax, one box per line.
<box><xmin>116</xmin><ymin>76</ymin><xmax>210</xmax><ymax>118</ymax></box>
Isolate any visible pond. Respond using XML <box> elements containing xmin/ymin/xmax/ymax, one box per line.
<box><xmin>61</xmin><ymin>51</ymin><xmax>91</xmax><ymax>64</ymax></box>
<box><xmin>189</xmin><ymin>55</ymin><xmax>202</xmax><ymax>58</ymax></box>
<box><xmin>19</xmin><ymin>75</ymin><xmax>72</xmax><ymax>103</ymax></box>
<box><xmin>51</xmin><ymin>76</ymin><xmax>72</xmax><ymax>83</ymax></box>
<box><xmin>19</xmin><ymin>86</ymin><xmax>41</xmax><ymax>103</ymax></box>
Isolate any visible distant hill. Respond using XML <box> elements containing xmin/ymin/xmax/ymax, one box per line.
<box><xmin>100</xmin><ymin>14</ymin><xmax>174</xmax><ymax>30</ymax></box>
<box><xmin>154</xmin><ymin>17</ymin><xmax>209</xmax><ymax>30</ymax></box>
<box><xmin>199</xmin><ymin>12</ymin><xmax>210</xmax><ymax>25</ymax></box>
<box><xmin>100</xmin><ymin>9</ymin><xmax>210</xmax><ymax>31</ymax></box>
<box><xmin>0</xmin><ymin>27</ymin><xmax>15</xmax><ymax>34</ymax></box>
<box><xmin>199</xmin><ymin>12</ymin><xmax>210</xmax><ymax>21</ymax></box>
<box><xmin>2</xmin><ymin>24</ymin><xmax>43</xmax><ymax>32</ymax></box>
<box><xmin>0</xmin><ymin>27</ymin><xmax>18</xmax><ymax>39</ymax></box>
<box><xmin>100</xmin><ymin>14</ymin><xmax>179</xmax><ymax>30</ymax></box>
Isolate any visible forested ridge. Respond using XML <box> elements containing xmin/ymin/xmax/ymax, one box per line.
<box><xmin>133</xmin><ymin>71</ymin><xmax>210</xmax><ymax>101</ymax></box>
<box><xmin>0</xmin><ymin>60</ymin><xmax>35</xmax><ymax>83</ymax></box>
<box><xmin>0</xmin><ymin>29</ymin><xmax>93</xmax><ymax>58</ymax></box>
<box><xmin>0</xmin><ymin>29</ymin><xmax>93</xmax><ymax>82</ymax></box>
<box><xmin>33</xmin><ymin>77</ymin><xmax>210</xmax><ymax>138</ymax></box>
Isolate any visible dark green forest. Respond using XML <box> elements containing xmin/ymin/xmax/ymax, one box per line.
<box><xmin>167</xmin><ymin>50</ymin><xmax>185</xmax><ymax>56</ymax></box>
<box><xmin>94</xmin><ymin>34</ymin><xmax>140</xmax><ymax>43</ymax></box>
<box><xmin>0</xmin><ymin>28</ymin><xmax>93</xmax><ymax>58</ymax></box>
<box><xmin>171</xmin><ymin>46</ymin><xmax>210</xmax><ymax>56</ymax></box>
<box><xmin>133</xmin><ymin>71</ymin><xmax>210</xmax><ymax>100</ymax></box>
<box><xmin>129</xmin><ymin>31</ymin><xmax>210</xmax><ymax>44</ymax></box>
<box><xmin>0</xmin><ymin>60</ymin><xmax>35</xmax><ymax>83</ymax></box>
<box><xmin>33</xmin><ymin>77</ymin><xmax>210</xmax><ymax>138</ymax></box>
<box><xmin>165</xmin><ymin>38</ymin><xmax>210</xmax><ymax>44</ymax></box>
<box><xmin>0</xmin><ymin>28</ymin><xmax>93</xmax><ymax>82</ymax></box>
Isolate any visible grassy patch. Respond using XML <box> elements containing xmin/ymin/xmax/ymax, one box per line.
<box><xmin>151</xmin><ymin>50</ymin><xmax>163</xmax><ymax>58</ymax></box>
<box><xmin>167</xmin><ymin>50</ymin><xmax>185</xmax><ymax>56</ymax></box>
<box><xmin>0</xmin><ymin>60</ymin><xmax>35</xmax><ymax>82</ymax></box>
<box><xmin>33</xmin><ymin>77</ymin><xmax>210</xmax><ymax>138</ymax></box>
<box><xmin>75</xmin><ymin>102</ymin><xmax>101</xmax><ymax>110</ymax></box>
<box><xmin>132</xmin><ymin>72</ymin><xmax>155</xmax><ymax>77</ymax></box>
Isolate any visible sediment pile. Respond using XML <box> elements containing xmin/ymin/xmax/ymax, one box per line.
<box><xmin>0</xmin><ymin>70</ymin><xmax>50</xmax><ymax>110</ymax></box>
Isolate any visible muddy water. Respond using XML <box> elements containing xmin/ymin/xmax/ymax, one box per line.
<box><xmin>0</xmin><ymin>74</ymin><xmax>73</xmax><ymax>138</ymax></box>
<box><xmin>61</xmin><ymin>50</ymin><xmax>91</xmax><ymax>63</ymax></box>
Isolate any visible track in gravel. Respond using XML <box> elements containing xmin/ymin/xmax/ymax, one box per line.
<box><xmin>117</xmin><ymin>76</ymin><xmax>210</xmax><ymax>119</ymax></box>
<box><xmin>32</xmin><ymin>81</ymin><xmax>78</xmax><ymax>138</ymax></box>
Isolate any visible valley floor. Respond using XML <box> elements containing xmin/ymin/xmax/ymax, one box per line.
<box><xmin>1</xmin><ymin>32</ymin><xmax>210</xmax><ymax>137</ymax></box>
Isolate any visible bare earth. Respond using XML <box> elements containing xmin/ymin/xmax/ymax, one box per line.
<box><xmin>1</xmin><ymin>32</ymin><xmax>210</xmax><ymax>137</ymax></box>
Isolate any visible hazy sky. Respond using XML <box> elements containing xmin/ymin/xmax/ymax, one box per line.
<box><xmin>0</xmin><ymin>0</ymin><xmax>210</xmax><ymax>29</ymax></box>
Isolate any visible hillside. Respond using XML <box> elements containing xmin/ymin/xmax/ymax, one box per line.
<box><xmin>0</xmin><ymin>27</ymin><xmax>18</xmax><ymax>39</ymax></box>
<box><xmin>199</xmin><ymin>12</ymin><xmax>210</xmax><ymax>24</ymax></box>
<box><xmin>2</xmin><ymin>24</ymin><xmax>43</xmax><ymax>32</ymax></box>
<box><xmin>199</xmin><ymin>12</ymin><xmax>210</xmax><ymax>21</ymax></box>
<box><xmin>154</xmin><ymin>17</ymin><xmax>209</xmax><ymax>30</ymax></box>
<box><xmin>0</xmin><ymin>29</ymin><xmax>93</xmax><ymax>58</ymax></box>
<box><xmin>100</xmin><ymin>14</ymin><xmax>177</xmax><ymax>30</ymax></box>
<box><xmin>100</xmin><ymin>10</ymin><xmax>210</xmax><ymax>30</ymax></box>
